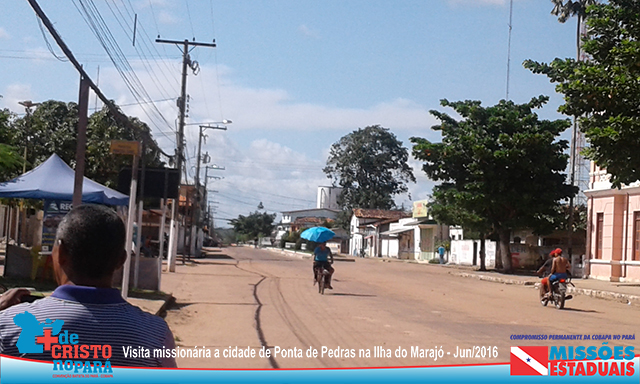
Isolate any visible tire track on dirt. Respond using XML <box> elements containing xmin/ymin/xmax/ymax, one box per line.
<box><xmin>232</xmin><ymin>261</ymin><xmax>280</xmax><ymax>369</ymax></box>
<box><xmin>243</xmin><ymin>260</ymin><xmax>335</xmax><ymax>367</ymax></box>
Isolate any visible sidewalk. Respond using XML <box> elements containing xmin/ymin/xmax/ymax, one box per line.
<box><xmin>448</xmin><ymin>266</ymin><xmax>640</xmax><ymax>307</ymax></box>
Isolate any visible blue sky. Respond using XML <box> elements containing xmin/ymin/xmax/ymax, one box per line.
<box><xmin>0</xmin><ymin>0</ymin><xmax>578</xmax><ymax>226</ymax></box>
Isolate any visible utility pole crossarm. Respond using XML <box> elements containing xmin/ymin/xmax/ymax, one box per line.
<box><xmin>155</xmin><ymin>38</ymin><xmax>217</xmax><ymax>48</ymax></box>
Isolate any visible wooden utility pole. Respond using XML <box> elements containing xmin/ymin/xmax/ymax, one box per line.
<box><xmin>155</xmin><ymin>38</ymin><xmax>216</xmax><ymax>194</ymax></box>
<box><xmin>155</xmin><ymin>38</ymin><xmax>216</xmax><ymax>264</ymax></box>
<box><xmin>72</xmin><ymin>76</ymin><xmax>90</xmax><ymax>207</ymax></box>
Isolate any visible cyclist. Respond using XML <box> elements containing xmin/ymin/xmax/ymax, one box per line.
<box><xmin>313</xmin><ymin>242</ymin><xmax>334</xmax><ymax>289</ymax></box>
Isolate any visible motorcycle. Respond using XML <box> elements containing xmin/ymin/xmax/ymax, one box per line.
<box><xmin>541</xmin><ymin>276</ymin><xmax>574</xmax><ymax>309</ymax></box>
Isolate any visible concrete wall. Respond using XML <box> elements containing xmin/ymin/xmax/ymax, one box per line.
<box><xmin>381</xmin><ymin>238</ymin><xmax>399</xmax><ymax>258</ymax></box>
<box><xmin>450</xmin><ymin>240</ymin><xmax>496</xmax><ymax>268</ymax></box>
<box><xmin>112</xmin><ymin>256</ymin><xmax>161</xmax><ymax>291</ymax></box>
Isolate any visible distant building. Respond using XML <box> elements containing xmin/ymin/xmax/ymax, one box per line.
<box><xmin>378</xmin><ymin>200</ymin><xmax>449</xmax><ymax>262</ymax></box>
<box><xmin>275</xmin><ymin>186</ymin><xmax>343</xmax><ymax>241</ymax></box>
<box><xmin>349</xmin><ymin>208</ymin><xmax>410</xmax><ymax>257</ymax></box>
<box><xmin>316</xmin><ymin>186</ymin><xmax>342</xmax><ymax>210</ymax></box>
<box><xmin>275</xmin><ymin>208</ymin><xmax>339</xmax><ymax>240</ymax></box>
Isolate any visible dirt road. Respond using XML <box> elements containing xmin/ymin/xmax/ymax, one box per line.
<box><xmin>161</xmin><ymin>246</ymin><xmax>639</xmax><ymax>369</ymax></box>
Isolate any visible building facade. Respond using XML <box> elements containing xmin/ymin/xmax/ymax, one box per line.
<box><xmin>584</xmin><ymin>163</ymin><xmax>640</xmax><ymax>282</ymax></box>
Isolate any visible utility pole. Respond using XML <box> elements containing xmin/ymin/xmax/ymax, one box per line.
<box><xmin>156</xmin><ymin>38</ymin><xmax>216</xmax><ymax>264</ymax></box>
<box><xmin>155</xmin><ymin>38</ymin><xmax>216</xmax><ymax>189</ymax></box>
<box><xmin>72</xmin><ymin>76</ymin><xmax>90</xmax><ymax>207</ymax></box>
<box><xmin>193</xmin><ymin>124</ymin><xmax>227</xmax><ymax>257</ymax></box>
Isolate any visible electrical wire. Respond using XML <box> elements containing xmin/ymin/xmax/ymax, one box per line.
<box><xmin>72</xmin><ymin>0</ymin><xmax>177</xmax><ymax>145</ymax></box>
<box><xmin>105</xmin><ymin>0</ymin><xmax>179</xmax><ymax>104</ymax></box>
<box><xmin>36</xmin><ymin>18</ymin><xmax>68</xmax><ymax>62</ymax></box>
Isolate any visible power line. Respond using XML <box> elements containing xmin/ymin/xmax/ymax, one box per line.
<box><xmin>89</xmin><ymin>97</ymin><xmax>176</xmax><ymax>111</ymax></box>
<box><xmin>185</xmin><ymin>0</ymin><xmax>196</xmax><ymax>40</ymax></box>
<box><xmin>72</xmin><ymin>0</ymin><xmax>177</xmax><ymax>144</ymax></box>
<box><xmin>118</xmin><ymin>0</ymin><xmax>182</xmax><ymax>97</ymax></box>
<box><xmin>104</xmin><ymin>0</ymin><xmax>179</xmax><ymax>103</ymax></box>
<box><xmin>146</xmin><ymin>0</ymin><xmax>160</xmax><ymax>36</ymax></box>
<box><xmin>36</xmin><ymin>17</ymin><xmax>67</xmax><ymax>62</ymax></box>
<box><xmin>26</xmin><ymin>0</ymin><xmax>168</xmax><ymax>150</ymax></box>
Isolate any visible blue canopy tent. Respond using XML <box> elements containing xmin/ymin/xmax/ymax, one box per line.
<box><xmin>0</xmin><ymin>154</ymin><xmax>129</xmax><ymax>205</ymax></box>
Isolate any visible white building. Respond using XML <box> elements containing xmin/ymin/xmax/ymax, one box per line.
<box><xmin>317</xmin><ymin>186</ymin><xmax>342</xmax><ymax>210</ymax></box>
<box><xmin>275</xmin><ymin>208</ymin><xmax>339</xmax><ymax>240</ymax></box>
<box><xmin>349</xmin><ymin>209</ymin><xmax>410</xmax><ymax>257</ymax></box>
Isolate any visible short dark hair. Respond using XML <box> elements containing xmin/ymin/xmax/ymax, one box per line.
<box><xmin>55</xmin><ymin>204</ymin><xmax>126</xmax><ymax>279</ymax></box>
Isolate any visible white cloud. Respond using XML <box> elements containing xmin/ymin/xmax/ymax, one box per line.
<box><xmin>0</xmin><ymin>27</ymin><xmax>10</xmax><ymax>39</ymax></box>
<box><xmin>203</xmin><ymin>138</ymin><xmax>326</xmax><ymax>222</ymax></box>
<box><xmin>25</xmin><ymin>47</ymin><xmax>56</xmax><ymax>62</ymax></box>
<box><xmin>95</xmin><ymin>61</ymin><xmax>438</xmax><ymax>223</ymax></box>
<box><xmin>158</xmin><ymin>10</ymin><xmax>180</xmax><ymax>25</ymax></box>
<box><xmin>0</xmin><ymin>84</ymin><xmax>34</xmax><ymax>111</ymax></box>
<box><xmin>183</xmin><ymin>65</ymin><xmax>439</xmax><ymax>133</ymax></box>
<box><xmin>298</xmin><ymin>24</ymin><xmax>320</xmax><ymax>39</ymax></box>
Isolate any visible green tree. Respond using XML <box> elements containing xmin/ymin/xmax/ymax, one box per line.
<box><xmin>0</xmin><ymin>109</ymin><xmax>22</xmax><ymax>181</ymax></box>
<box><xmin>9</xmin><ymin>101</ymin><xmax>164</xmax><ymax>187</ymax></box>
<box><xmin>85</xmin><ymin>106</ymin><xmax>164</xmax><ymax>187</ymax></box>
<box><xmin>0</xmin><ymin>144</ymin><xmax>23</xmax><ymax>182</ymax></box>
<box><xmin>551</xmin><ymin>0</ymin><xmax>599</xmax><ymax>54</ymax></box>
<box><xmin>411</xmin><ymin>97</ymin><xmax>576</xmax><ymax>272</ymax></box>
<box><xmin>323</xmin><ymin>125</ymin><xmax>415</xmax><ymax>213</ymax></box>
<box><xmin>428</xmin><ymin>186</ymin><xmax>493</xmax><ymax>270</ymax></box>
<box><xmin>230</xmin><ymin>211</ymin><xmax>277</xmax><ymax>240</ymax></box>
<box><xmin>16</xmin><ymin>100</ymin><xmax>79</xmax><ymax>168</ymax></box>
<box><xmin>526</xmin><ymin>0</ymin><xmax>640</xmax><ymax>188</ymax></box>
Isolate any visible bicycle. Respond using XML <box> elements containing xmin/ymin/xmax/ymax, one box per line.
<box><xmin>314</xmin><ymin>265</ymin><xmax>330</xmax><ymax>295</ymax></box>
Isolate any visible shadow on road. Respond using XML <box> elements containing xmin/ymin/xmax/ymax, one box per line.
<box><xmin>202</xmin><ymin>253</ymin><xmax>234</xmax><ymax>259</ymax></box>
<box><xmin>325</xmin><ymin>293</ymin><xmax>376</xmax><ymax>298</ymax></box>
<box><xmin>559</xmin><ymin>307</ymin><xmax>600</xmax><ymax>313</ymax></box>
<box><xmin>169</xmin><ymin>301</ymin><xmax>256</xmax><ymax>310</ymax></box>
<box><xmin>189</xmin><ymin>258</ymin><xmax>235</xmax><ymax>266</ymax></box>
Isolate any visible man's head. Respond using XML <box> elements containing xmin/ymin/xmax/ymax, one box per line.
<box><xmin>550</xmin><ymin>248</ymin><xmax>563</xmax><ymax>258</ymax></box>
<box><xmin>53</xmin><ymin>204</ymin><xmax>127</xmax><ymax>286</ymax></box>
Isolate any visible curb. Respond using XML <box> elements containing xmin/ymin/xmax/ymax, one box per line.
<box><xmin>453</xmin><ymin>272</ymin><xmax>536</xmax><ymax>286</ymax></box>
<box><xmin>452</xmin><ymin>272</ymin><xmax>640</xmax><ymax>307</ymax></box>
<box><xmin>569</xmin><ymin>287</ymin><xmax>640</xmax><ymax>306</ymax></box>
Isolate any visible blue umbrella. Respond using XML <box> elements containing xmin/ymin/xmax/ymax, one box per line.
<box><xmin>300</xmin><ymin>227</ymin><xmax>335</xmax><ymax>243</ymax></box>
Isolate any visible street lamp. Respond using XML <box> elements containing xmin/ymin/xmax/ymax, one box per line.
<box><xmin>15</xmin><ymin>100</ymin><xmax>41</xmax><ymax>245</ymax></box>
<box><xmin>18</xmin><ymin>100</ymin><xmax>41</xmax><ymax>173</ymax></box>
<box><xmin>185</xmin><ymin>119</ymin><xmax>232</xmax><ymax>126</ymax></box>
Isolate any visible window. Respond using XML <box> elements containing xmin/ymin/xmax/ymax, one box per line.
<box><xmin>634</xmin><ymin>212</ymin><xmax>640</xmax><ymax>261</ymax></box>
<box><xmin>595</xmin><ymin>213</ymin><xmax>604</xmax><ymax>259</ymax></box>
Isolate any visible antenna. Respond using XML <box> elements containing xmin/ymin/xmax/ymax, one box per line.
<box><xmin>506</xmin><ymin>0</ymin><xmax>514</xmax><ymax>100</ymax></box>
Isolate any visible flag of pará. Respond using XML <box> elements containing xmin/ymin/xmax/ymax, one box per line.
<box><xmin>510</xmin><ymin>346</ymin><xmax>549</xmax><ymax>375</ymax></box>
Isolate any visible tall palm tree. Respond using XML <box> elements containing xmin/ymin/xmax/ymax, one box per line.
<box><xmin>550</xmin><ymin>0</ymin><xmax>598</xmax><ymax>59</ymax></box>
<box><xmin>550</xmin><ymin>1</ymin><xmax>598</xmax><ymax>262</ymax></box>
